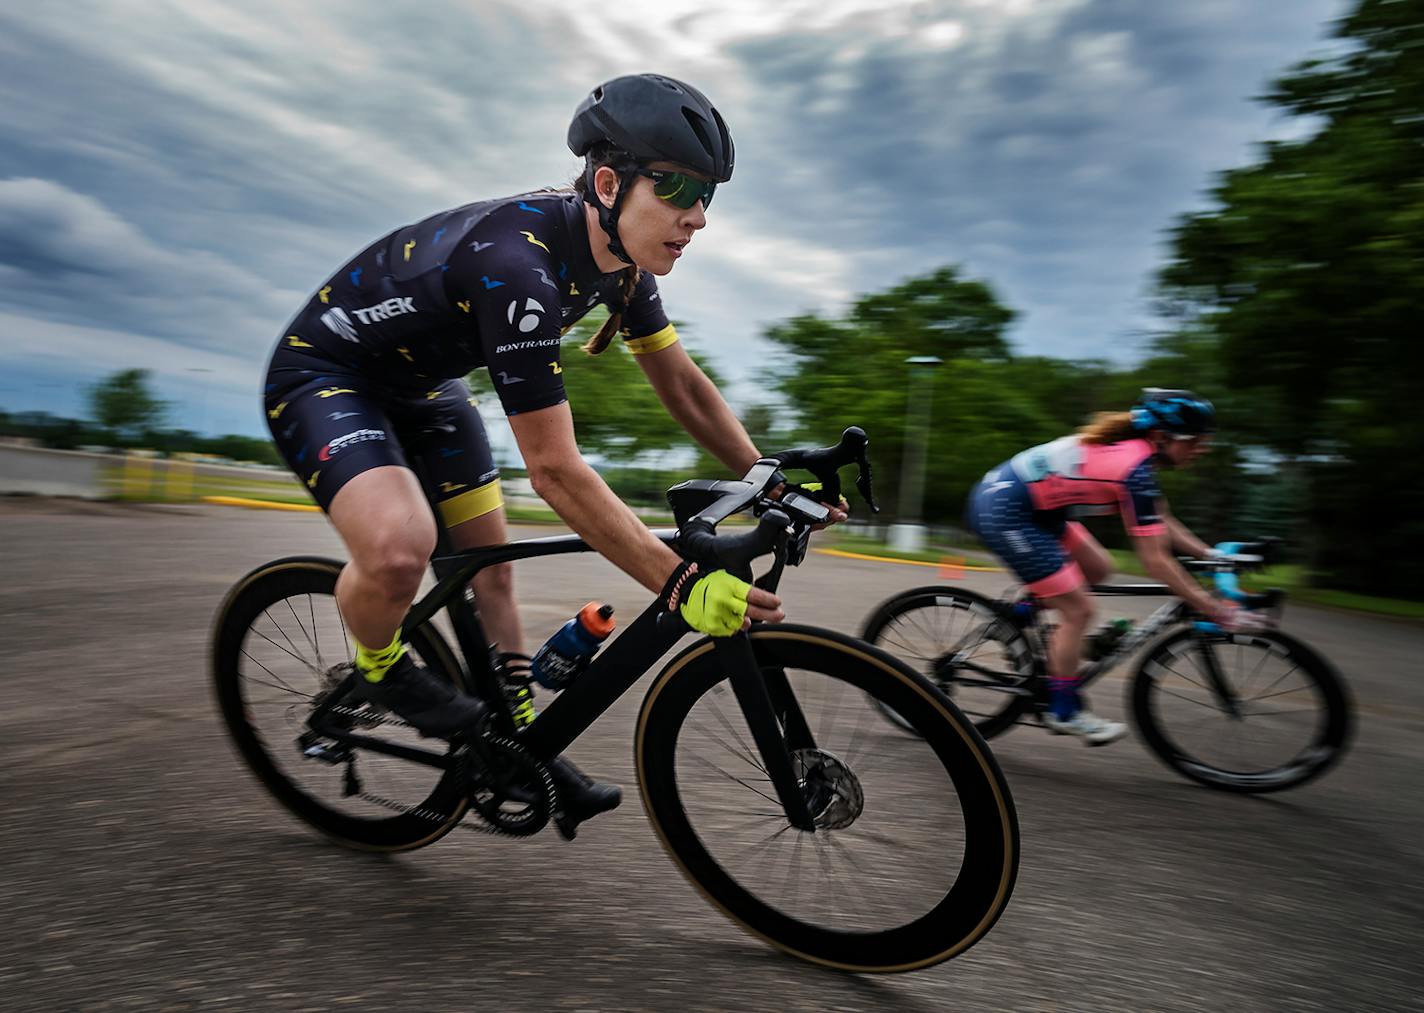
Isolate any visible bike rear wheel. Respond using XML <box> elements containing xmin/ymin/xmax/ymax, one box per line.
<box><xmin>212</xmin><ymin>556</ymin><xmax>470</xmax><ymax>850</ymax></box>
<box><xmin>862</xmin><ymin>586</ymin><xmax>1037</xmax><ymax>739</ymax></box>
<box><xmin>636</xmin><ymin>625</ymin><xmax>1019</xmax><ymax>972</ymax></box>
<box><xmin>1131</xmin><ymin>626</ymin><xmax>1351</xmax><ymax>793</ymax></box>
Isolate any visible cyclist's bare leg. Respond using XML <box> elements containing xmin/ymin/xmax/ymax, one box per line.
<box><xmin>327</xmin><ymin>465</ymin><xmax>437</xmax><ymax>651</ymax></box>
<box><xmin>446</xmin><ymin>505</ymin><xmax>524</xmax><ymax>655</ymax></box>
<box><xmin>1039</xmin><ymin>583</ymin><xmax>1095</xmax><ymax>684</ymax></box>
<box><xmin>1062</xmin><ymin>522</ymin><xmax>1113</xmax><ymax>586</ymax></box>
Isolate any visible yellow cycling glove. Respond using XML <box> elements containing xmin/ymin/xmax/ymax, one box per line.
<box><xmin>680</xmin><ymin>569</ymin><xmax>751</xmax><ymax>637</ymax></box>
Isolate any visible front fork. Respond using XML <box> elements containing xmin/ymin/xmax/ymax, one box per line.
<box><xmin>714</xmin><ymin>633</ymin><xmax>820</xmax><ymax>832</ymax></box>
<box><xmin>1192</xmin><ymin>623</ymin><xmax>1244</xmax><ymax>719</ymax></box>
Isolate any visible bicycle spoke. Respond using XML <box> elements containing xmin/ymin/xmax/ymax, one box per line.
<box><xmin>683</xmin><ymin>748</ymin><xmax>785</xmax><ymax>808</ymax></box>
<box><xmin>284</xmin><ymin>596</ymin><xmax>321</xmax><ymax>660</ymax></box>
<box><xmin>239</xmin><ymin>647</ymin><xmax>311</xmax><ymax>699</ymax></box>
<box><xmin>251</xmin><ymin>615</ymin><xmax>323</xmax><ymax>675</ymax></box>
<box><xmin>688</xmin><ymin>704</ymin><xmax>769</xmax><ymax>778</ymax></box>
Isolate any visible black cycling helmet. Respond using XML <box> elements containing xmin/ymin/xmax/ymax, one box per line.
<box><xmin>1132</xmin><ymin>388</ymin><xmax>1216</xmax><ymax>437</ymax></box>
<box><xmin>568</xmin><ymin>74</ymin><xmax>734</xmax><ymax>265</ymax></box>
<box><xmin>568</xmin><ymin>73</ymin><xmax>735</xmax><ymax>181</ymax></box>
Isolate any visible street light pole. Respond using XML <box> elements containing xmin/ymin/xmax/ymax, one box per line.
<box><xmin>889</xmin><ymin>355</ymin><xmax>942</xmax><ymax>553</ymax></box>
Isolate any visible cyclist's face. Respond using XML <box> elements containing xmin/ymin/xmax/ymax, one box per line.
<box><xmin>1163</xmin><ymin>434</ymin><xmax>1210</xmax><ymax>467</ymax></box>
<box><xmin>595</xmin><ymin>161</ymin><xmax>708</xmax><ymax>276</ymax></box>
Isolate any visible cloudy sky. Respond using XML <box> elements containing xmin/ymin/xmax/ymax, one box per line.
<box><xmin>0</xmin><ymin>0</ymin><xmax>1345</xmax><ymax>438</ymax></box>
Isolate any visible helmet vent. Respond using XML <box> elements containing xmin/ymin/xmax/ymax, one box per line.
<box><xmin>682</xmin><ymin>107</ymin><xmax>714</xmax><ymax>157</ymax></box>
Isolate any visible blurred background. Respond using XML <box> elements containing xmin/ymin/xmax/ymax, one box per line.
<box><xmin>6</xmin><ymin>0</ymin><xmax>1421</xmax><ymax>610</ymax></box>
<box><xmin>5</xmin><ymin>3</ymin><xmax>1424</xmax><ymax>1011</ymax></box>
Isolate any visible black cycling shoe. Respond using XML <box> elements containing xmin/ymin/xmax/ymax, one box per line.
<box><xmin>547</xmin><ymin>755</ymin><xmax>621</xmax><ymax>840</ymax></box>
<box><xmin>346</xmin><ymin>653</ymin><xmax>487</xmax><ymax>738</ymax></box>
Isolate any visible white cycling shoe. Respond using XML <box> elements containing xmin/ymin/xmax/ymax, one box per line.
<box><xmin>1042</xmin><ymin>709</ymin><xmax>1128</xmax><ymax>746</ymax></box>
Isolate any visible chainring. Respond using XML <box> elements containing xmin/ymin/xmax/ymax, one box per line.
<box><xmin>461</xmin><ymin>736</ymin><xmax>557</xmax><ymax>837</ymax></box>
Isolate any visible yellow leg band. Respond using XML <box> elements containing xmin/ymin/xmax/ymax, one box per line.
<box><xmin>437</xmin><ymin>477</ymin><xmax>504</xmax><ymax>527</ymax></box>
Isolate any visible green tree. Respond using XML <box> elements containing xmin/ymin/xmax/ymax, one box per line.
<box><xmin>1158</xmin><ymin>0</ymin><xmax>1424</xmax><ymax>594</ymax></box>
<box><xmin>87</xmin><ymin>368</ymin><xmax>167</xmax><ymax>444</ymax></box>
<box><xmin>762</xmin><ymin>265</ymin><xmax>1041</xmax><ymax>521</ymax></box>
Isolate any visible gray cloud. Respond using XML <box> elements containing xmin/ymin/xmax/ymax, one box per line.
<box><xmin>0</xmin><ymin>0</ymin><xmax>1348</xmax><ymax>433</ymax></box>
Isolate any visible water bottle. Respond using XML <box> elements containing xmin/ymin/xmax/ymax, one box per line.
<box><xmin>1087</xmin><ymin>618</ymin><xmax>1133</xmax><ymax>660</ymax></box>
<box><xmin>531</xmin><ymin>602</ymin><xmax>616</xmax><ymax>689</ymax></box>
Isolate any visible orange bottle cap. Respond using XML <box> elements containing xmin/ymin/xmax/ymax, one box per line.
<box><xmin>577</xmin><ymin>601</ymin><xmax>616</xmax><ymax>639</ymax></box>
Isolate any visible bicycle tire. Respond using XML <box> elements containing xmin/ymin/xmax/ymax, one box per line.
<box><xmin>862</xmin><ymin>586</ymin><xmax>1037</xmax><ymax>740</ymax></box>
<box><xmin>635</xmin><ymin>625</ymin><xmax>1019</xmax><ymax>972</ymax></box>
<box><xmin>212</xmin><ymin>556</ymin><xmax>471</xmax><ymax>850</ymax></box>
<box><xmin>1131</xmin><ymin>625</ymin><xmax>1351</xmax><ymax>793</ymax></box>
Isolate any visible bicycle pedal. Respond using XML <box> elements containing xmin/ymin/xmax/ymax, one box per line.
<box><xmin>300</xmin><ymin>740</ymin><xmax>352</xmax><ymax>765</ymax></box>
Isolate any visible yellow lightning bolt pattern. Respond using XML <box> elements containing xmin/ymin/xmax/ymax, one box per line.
<box><xmin>397</xmin><ymin>347</ymin><xmax>415</xmax><ymax>362</ymax></box>
<box><xmin>307</xmin><ymin>472</ymin><xmax>320</xmax><ymax>489</ymax></box>
<box><xmin>549</xmin><ymin>361</ymin><xmax>563</xmax><ymax>375</ymax></box>
<box><xmin>404</xmin><ymin>239</ymin><xmax>417</xmax><ymax>262</ymax></box>
<box><xmin>569</xmin><ymin>282</ymin><xmax>579</xmax><ymax>296</ymax></box>
<box><xmin>426</xmin><ymin>389</ymin><xmax>441</xmax><ymax>401</ymax></box>
<box><xmin>520</xmin><ymin>231</ymin><xmax>550</xmax><ymax>253</ymax></box>
<box><xmin>268</xmin><ymin>402</ymin><xmax>288</xmax><ymax>419</ymax></box>
<box><xmin>318</xmin><ymin>286</ymin><xmax>331</xmax><ymax>304</ymax></box>
<box><xmin>286</xmin><ymin>335</ymin><xmax>313</xmax><ymax>348</ymax></box>
<box><xmin>315</xmin><ymin>387</ymin><xmax>356</xmax><ymax>398</ymax></box>
<box><xmin>440</xmin><ymin>482</ymin><xmax>467</xmax><ymax>494</ymax></box>
<box><xmin>456</xmin><ymin>300</ymin><xmax>471</xmax><ymax>313</ymax></box>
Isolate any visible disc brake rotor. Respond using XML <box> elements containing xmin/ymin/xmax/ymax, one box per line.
<box><xmin>792</xmin><ymin>748</ymin><xmax>864</xmax><ymax>830</ymax></box>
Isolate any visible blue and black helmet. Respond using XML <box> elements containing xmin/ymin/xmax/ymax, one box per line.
<box><xmin>1132</xmin><ymin>388</ymin><xmax>1216</xmax><ymax>437</ymax></box>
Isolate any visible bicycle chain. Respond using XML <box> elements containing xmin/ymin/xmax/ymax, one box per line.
<box><xmin>320</xmin><ymin>704</ymin><xmax>552</xmax><ymax>838</ymax></box>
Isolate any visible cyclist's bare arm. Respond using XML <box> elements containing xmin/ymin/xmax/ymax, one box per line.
<box><xmin>510</xmin><ymin>402</ymin><xmax>684</xmax><ymax>592</ymax></box>
<box><xmin>635</xmin><ymin>342</ymin><xmax>761</xmax><ymax>473</ymax></box>
<box><xmin>507</xmin><ymin>401</ymin><xmax>782</xmax><ymax>620</ymax></box>
<box><xmin>1131</xmin><ymin>531</ymin><xmax>1229</xmax><ymax>621</ymax></box>
<box><xmin>1158</xmin><ymin>501</ymin><xmax>1213</xmax><ymax>558</ymax></box>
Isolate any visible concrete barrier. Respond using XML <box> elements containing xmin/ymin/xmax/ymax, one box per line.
<box><xmin>0</xmin><ymin>444</ymin><xmax>306</xmax><ymax>502</ymax></box>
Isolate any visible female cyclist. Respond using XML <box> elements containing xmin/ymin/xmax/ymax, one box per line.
<box><xmin>261</xmin><ymin>74</ymin><xmax>844</xmax><ymax>830</ymax></box>
<box><xmin>966</xmin><ymin>389</ymin><xmax>1236</xmax><ymax>745</ymax></box>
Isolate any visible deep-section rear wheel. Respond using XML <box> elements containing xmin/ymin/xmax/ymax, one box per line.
<box><xmin>213</xmin><ymin>556</ymin><xmax>470</xmax><ymax>850</ymax></box>
<box><xmin>863</xmin><ymin>586</ymin><xmax>1037</xmax><ymax>739</ymax></box>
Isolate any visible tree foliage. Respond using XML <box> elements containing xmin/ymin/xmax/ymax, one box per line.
<box><xmin>87</xmin><ymin>368</ymin><xmax>167</xmax><ymax>441</ymax></box>
<box><xmin>1158</xmin><ymin>0</ymin><xmax>1424</xmax><ymax>593</ymax></box>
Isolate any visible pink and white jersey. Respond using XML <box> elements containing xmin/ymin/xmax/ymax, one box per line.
<box><xmin>1007</xmin><ymin>436</ymin><xmax>1167</xmax><ymax>536</ymax></box>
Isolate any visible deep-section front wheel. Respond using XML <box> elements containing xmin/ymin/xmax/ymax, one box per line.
<box><xmin>862</xmin><ymin>586</ymin><xmax>1038</xmax><ymax>739</ymax></box>
<box><xmin>212</xmin><ymin>556</ymin><xmax>470</xmax><ymax>850</ymax></box>
<box><xmin>635</xmin><ymin>625</ymin><xmax>1019</xmax><ymax>972</ymax></box>
<box><xmin>1131</xmin><ymin>626</ymin><xmax>1351</xmax><ymax>793</ymax></box>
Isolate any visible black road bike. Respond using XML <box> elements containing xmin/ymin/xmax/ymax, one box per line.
<box><xmin>862</xmin><ymin>544</ymin><xmax>1350</xmax><ymax>793</ymax></box>
<box><xmin>213</xmin><ymin>429</ymin><xmax>1019</xmax><ymax>972</ymax></box>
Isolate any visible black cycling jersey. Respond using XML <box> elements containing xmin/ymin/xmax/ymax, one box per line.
<box><xmin>262</xmin><ymin>190</ymin><xmax>680</xmax><ymax>519</ymax></box>
<box><xmin>266</xmin><ymin>190</ymin><xmax>677</xmax><ymax>416</ymax></box>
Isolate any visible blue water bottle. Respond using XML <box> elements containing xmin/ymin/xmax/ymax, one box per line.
<box><xmin>531</xmin><ymin>602</ymin><xmax>616</xmax><ymax>689</ymax></box>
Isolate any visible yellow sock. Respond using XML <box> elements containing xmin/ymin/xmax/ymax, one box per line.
<box><xmin>355</xmin><ymin>630</ymin><xmax>407</xmax><ymax>683</ymax></box>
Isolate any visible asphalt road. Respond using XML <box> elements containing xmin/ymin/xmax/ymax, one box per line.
<box><xmin>3</xmin><ymin>499</ymin><xmax>1420</xmax><ymax>1013</ymax></box>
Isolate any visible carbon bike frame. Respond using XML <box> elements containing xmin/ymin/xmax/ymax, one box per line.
<box><xmin>303</xmin><ymin>526</ymin><xmax>822</xmax><ymax>830</ymax></box>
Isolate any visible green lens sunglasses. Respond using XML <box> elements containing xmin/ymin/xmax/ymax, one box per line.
<box><xmin>637</xmin><ymin>168</ymin><xmax>717</xmax><ymax>210</ymax></box>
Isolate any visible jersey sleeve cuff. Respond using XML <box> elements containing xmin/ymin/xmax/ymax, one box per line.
<box><xmin>1126</xmin><ymin>522</ymin><xmax>1167</xmax><ymax>537</ymax></box>
<box><xmin>624</xmin><ymin>323</ymin><xmax>679</xmax><ymax>356</ymax></box>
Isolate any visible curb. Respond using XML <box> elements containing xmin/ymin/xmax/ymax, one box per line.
<box><xmin>813</xmin><ymin>547</ymin><xmax>1003</xmax><ymax>572</ymax></box>
<box><xmin>202</xmin><ymin>495</ymin><xmax>320</xmax><ymax>513</ymax></box>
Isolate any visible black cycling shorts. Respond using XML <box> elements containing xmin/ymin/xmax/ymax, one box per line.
<box><xmin>263</xmin><ymin>362</ymin><xmax>502</xmax><ymax>526</ymax></box>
